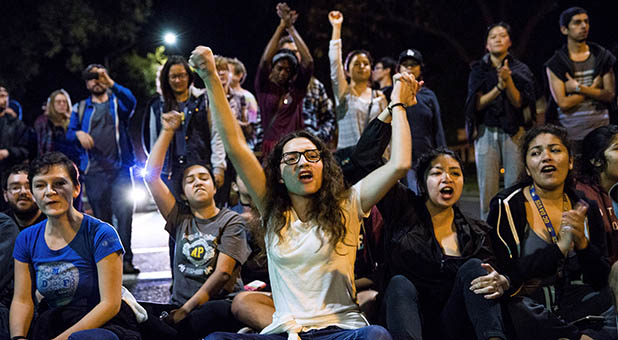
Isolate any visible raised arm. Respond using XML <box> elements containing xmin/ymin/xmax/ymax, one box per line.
<box><xmin>259</xmin><ymin>4</ymin><xmax>288</xmax><ymax>68</ymax></box>
<box><xmin>51</xmin><ymin>252</ymin><xmax>123</xmax><ymax>340</ymax></box>
<box><xmin>144</xmin><ymin>111</ymin><xmax>183</xmax><ymax>219</ymax></box>
<box><xmin>190</xmin><ymin>46</ymin><xmax>267</xmax><ymax>214</ymax></box>
<box><xmin>328</xmin><ymin>11</ymin><xmax>348</xmax><ymax>104</ymax></box>
<box><xmin>358</xmin><ymin>74</ymin><xmax>418</xmax><ymax>212</ymax></box>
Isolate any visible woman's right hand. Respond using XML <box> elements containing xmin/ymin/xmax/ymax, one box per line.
<box><xmin>328</xmin><ymin>10</ymin><xmax>343</xmax><ymax>27</ymax></box>
<box><xmin>161</xmin><ymin>111</ymin><xmax>183</xmax><ymax>132</ymax></box>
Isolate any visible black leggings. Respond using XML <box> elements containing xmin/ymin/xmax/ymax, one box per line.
<box><xmin>139</xmin><ymin>299</ymin><xmax>242</xmax><ymax>340</ymax></box>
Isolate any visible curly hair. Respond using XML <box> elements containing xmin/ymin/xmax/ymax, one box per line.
<box><xmin>577</xmin><ymin>125</ymin><xmax>618</xmax><ymax>185</ymax></box>
<box><xmin>261</xmin><ymin>130</ymin><xmax>350</xmax><ymax>250</ymax></box>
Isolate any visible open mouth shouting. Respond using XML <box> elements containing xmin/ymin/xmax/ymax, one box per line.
<box><xmin>540</xmin><ymin>165</ymin><xmax>557</xmax><ymax>174</ymax></box>
<box><xmin>298</xmin><ymin>169</ymin><xmax>314</xmax><ymax>183</ymax></box>
<box><xmin>439</xmin><ymin>186</ymin><xmax>455</xmax><ymax>200</ymax></box>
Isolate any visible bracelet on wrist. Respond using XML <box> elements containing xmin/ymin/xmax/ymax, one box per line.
<box><xmin>11</xmin><ymin>336</ymin><xmax>28</xmax><ymax>340</ymax></box>
<box><xmin>388</xmin><ymin>102</ymin><xmax>406</xmax><ymax>114</ymax></box>
<box><xmin>496</xmin><ymin>85</ymin><xmax>505</xmax><ymax>92</ymax></box>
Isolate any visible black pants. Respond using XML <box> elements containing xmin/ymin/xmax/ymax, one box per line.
<box><xmin>139</xmin><ymin>299</ymin><xmax>242</xmax><ymax>340</ymax></box>
<box><xmin>382</xmin><ymin>258</ymin><xmax>506</xmax><ymax>340</ymax></box>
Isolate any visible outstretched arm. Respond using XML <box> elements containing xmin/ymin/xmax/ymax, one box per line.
<box><xmin>259</xmin><ymin>4</ymin><xmax>288</xmax><ymax>68</ymax></box>
<box><xmin>328</xmin><ymin>10</ymin><xmax>348</xmax><ymax>104</ymax></box>
<box><xmin>144</xmin><ymin>111</ymin><xmax>183</xmax><ymax>219</ymax></box>
<box><xmin>358</xmin><ymin>74</ymin><xmax>418</xmax><ymax>212</ymax></box>
<box><xmin>190</xmin><ymin>46</ymin><xmax>267</xmax><ymax>214</ymax></box>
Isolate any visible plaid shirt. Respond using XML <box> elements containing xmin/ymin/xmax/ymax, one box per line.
<box><xmin>302</xmin><ymin>77</ymin><xmax>336</xmax><ymax>143</ymax></box>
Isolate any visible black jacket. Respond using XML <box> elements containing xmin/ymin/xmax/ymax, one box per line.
<box><xmin>464</xmin><ymin>54</ymin><xmax>536</xmax><ymax>141</ymax></box>
<box><xmin>379</xmin><ymin>184</ymin><xmax>496</xmax><ymax>317</ymax></box>
<box><xmin>487</xmin><ymin>183</ymin><xmax>610</xmax><ymax>296</ymax></box>
<box><xmin>544</xmin><ymin>42</ymin><xmax>617</xmax><ymax>125</ymax></box>
<box><xmin>0</xmin><ymin>113</ymin><xmax>31</xmax><ymax>169</ymax></box>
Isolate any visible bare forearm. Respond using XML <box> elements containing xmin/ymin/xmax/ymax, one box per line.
<box><xmin>182</xmin><ymin>271</ymin><xmax>230</xmax><ymax>312</ymax></box>
<box><xmin>261</xmin><ymin>23</ymin><xmax>286</xmax><ymax>65</ymax></box>
<box><xmin>388</xmin><ymin>106</ymin><xmax>412</xmax><ymax>174</ymax></box>
<box><xmin>9</xmin><ymin>301</ymin><xmax>34</xmax><ymax>338</ymax></box>
<box><xmin>331</xmin><ymin>25</ymin><xmax>341</xmax><ymax>41</ymax></box>
<box><xmin>53</xmin><ymin>301</ymin><xmax>121</xmax><ymax>340</ymax></box>
<box><xmin>579</xmin><ymin>85</ymin><xmax>615</xmax><ymax>103</ymax></box>
<box><xmin>504</xmin><ymin>80</ymin><xmax>522</xmax><ymax>108</ymax></box>
<box><xmin>145</xmin><ymin>129</ymin><xmax>174</xmax><ymax>182</ymax></box>
<box><xmin>287</xmin><ymin>26</ymin><xmax>313</xmax><ymax>66</ymax></box>
<box><xmin>476</xmin><ymin>88</ymin><xmax>501</xmax><ymax>111</ymax></box>
<box><xmin>557</xmin><ymin>94</ymin><xmax>585</xmax><ymax>112</ymax></box>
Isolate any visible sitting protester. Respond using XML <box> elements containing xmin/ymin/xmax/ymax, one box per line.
<box><xmin>487</xmin><ymin>125</ymin><xmax>615</xmax><ymax>339</ymax></box>
<box><xmin>143</xmin><ymin>107</ymin><xmax>251</xmax><ymax>340</ymax></box>
<box><xmin>576</xmin><ymin>125</ymin><xmax>618</xmax><ymax>263</ymax></box>
<box><xmin>10</xmin><ymin>152</ymin><xmax>136</xmax><ymax>340</ymax></box>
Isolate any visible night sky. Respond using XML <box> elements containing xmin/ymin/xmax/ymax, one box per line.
<box><xmin>7</xmin><ymin>0</ymin><xmax>617</xmax><ymax>154</ymax></box>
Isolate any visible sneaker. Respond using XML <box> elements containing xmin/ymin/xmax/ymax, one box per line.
<box><xmin>123</xmin><ymin>262</ymin><xmax>141</xmax><ymax>275</ymax></box>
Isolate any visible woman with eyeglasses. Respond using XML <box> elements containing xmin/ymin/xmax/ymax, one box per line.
<box><xmin>188</xmin><ymin>44</ymin><xmax>418</xmax><ymax>340</ymax></box>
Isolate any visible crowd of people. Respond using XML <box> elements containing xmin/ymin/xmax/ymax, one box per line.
<box><xmin>1</xmin><ymin>3</ymin><xmax>618</xmax><ymax>340</ymax></box>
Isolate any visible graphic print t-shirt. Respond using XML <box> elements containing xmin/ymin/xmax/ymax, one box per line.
<box><xmin>165</xmin><ymin>204</ymin><xmax>251</xmax><ymax>306</ymax></box>
<box><xmin>13</xmin><ymin>215</ymin><xmax>124</xmax><ymax>308</ymax></box>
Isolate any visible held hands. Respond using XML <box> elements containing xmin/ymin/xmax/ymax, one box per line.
<box><xmin>470</xmin><ymin>263</ymin><xmax>510</xmax><ymax>299</ymax></box>
<box><xmin>161</xmin><ymin>111</ymin><xmax>183</xmax><ymax>132</ymax></box>
<box><xmin>565</xmin><ymin>73</ymin><xmax>581</xmax><ymax>94</ymax></box>
<box><xmin>189</xmin><ymin>46</ymin><xmax>217</xmax><ymax>77</ymax></box>
<box><xmin>75</xmin><ymin>131</ymin><xmax>94</xmax><ymax>150</ymax></box>
<box><xmin>559</xmin><ymin>200</ymin><xmax>589</xmax><ymax>252</ymax></box>
<box><xmin>277</xmin><ymin>3</ymin><xmax>297</xmax><ymax>29</ymax></box>
<box><xmin>391</xmin><ymin>73</ymin><xmax>421</xmax><ymax>107</ymax></box>
<box><xmin>328</xmin><ymin>10</ymin><xmax>343</xmax><ymax>27</ymax></box>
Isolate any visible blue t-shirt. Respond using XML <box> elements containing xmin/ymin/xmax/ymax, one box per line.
<box><xmin>13</xmin><ymin>215</ymin><xmax>124</xmax><ymax>308</ymax></box>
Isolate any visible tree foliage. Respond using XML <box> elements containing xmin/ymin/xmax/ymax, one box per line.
<box><xmin>0</xmin><ymin>0</ymin><xmax>152</xmax><ymax>97</ymax></box>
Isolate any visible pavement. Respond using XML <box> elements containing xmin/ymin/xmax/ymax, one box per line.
<box><xmin>123</xmin><ymin>192</ymin><xmax>482</xmax><ymax>303</ymax></box>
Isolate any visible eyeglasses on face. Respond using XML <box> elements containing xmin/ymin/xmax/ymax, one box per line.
<box><xmin>280</xmin><ymin>149</ymin><xmax>321</xmax><ymax>165</ymax></box>
<box><xmin>169</xmin><ymin>73</ymin><xmax>189</xmax><ymax>81</ymax></box>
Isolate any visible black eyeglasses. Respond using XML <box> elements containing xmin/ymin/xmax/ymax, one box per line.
<box><xmin>281</xmin><ymin>149</ymin><xmax>321</xmax><ymax>165</ymax></box>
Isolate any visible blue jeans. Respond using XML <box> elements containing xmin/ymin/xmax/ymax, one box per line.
<box><xmin>383</xmin><ymin>259</ymin><xmax>506</xmax><ymax>340</ymax></box>
<box><xmin>84</xmin><ymin>167</ymin><xmax>135</xmax><ymax>263</ymax></box>
<box><xmin>67</xmin><ymin>328</ymin><xmax>119</xmax><ymax>340</ymax></box>
<box><xmin>206</xmin><ymin>325</ymin><xmax>392</xmax><ymax>340</ymax></box>
<box><xmin>474</xmin><ymin>125</ymin><xmax>523</xmax><ymax>220</ymax></box>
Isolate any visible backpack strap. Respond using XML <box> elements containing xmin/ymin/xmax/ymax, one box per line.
<box><xmin>78</xmin><ymin>100</ymin><xmax>87</xmax><ymax>125</ymax></box>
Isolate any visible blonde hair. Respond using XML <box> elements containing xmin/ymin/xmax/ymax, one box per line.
<box><xmin>47</xmin><ymin>89</ymin><xmax>72</xmax><ymax>131</ymax></box>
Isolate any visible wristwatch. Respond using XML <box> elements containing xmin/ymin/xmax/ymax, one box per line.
<box><xmin>575</xmin><ymin>84</ymin><xmax>581</xmax><ymax>93</ymax></box>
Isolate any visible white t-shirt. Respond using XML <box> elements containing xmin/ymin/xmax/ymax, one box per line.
<box><xmin>261</xmin><ymin>183</ymin><xmax>370</xmax><ymax>339</ymax></box>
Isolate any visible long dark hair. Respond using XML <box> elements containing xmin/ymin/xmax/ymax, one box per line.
<box><xmin>518</xmin><ymin>124</ymin><xmax>574</xmax><ymax>186</ymax></box>
<box><xmin>160</xmin><ymin>55</ymin><xmax>195</xmax><ymax>112</ymax></box>
<box><xmin>577</xmin><ymin>125</ymin><xmax>618</xmax><ymax>185</ymax></box>
<box><xmin>262</xmin><ymin>130</ymin><xmax>350</xmax><ymax>250</ymax></box>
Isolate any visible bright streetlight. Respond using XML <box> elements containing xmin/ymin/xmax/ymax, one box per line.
<box><xmin>163</xmin><ymin>32</ymin><xmax>177</xmax><ymax>45</ymax></box>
